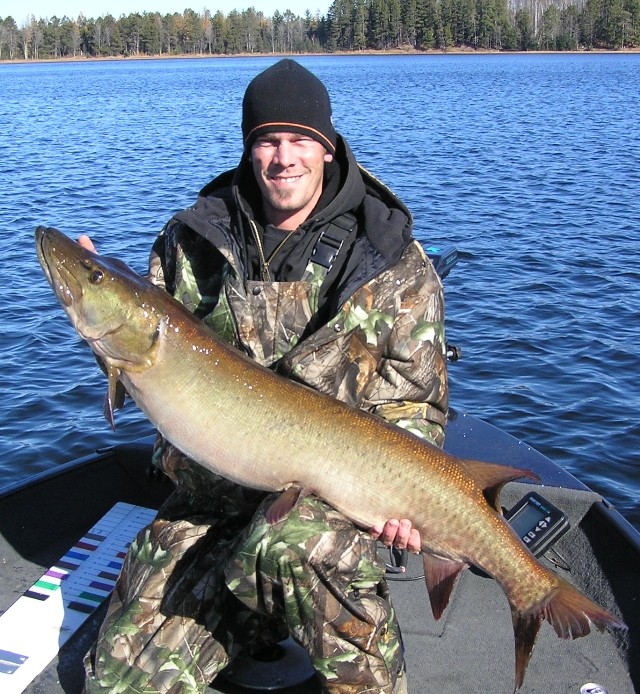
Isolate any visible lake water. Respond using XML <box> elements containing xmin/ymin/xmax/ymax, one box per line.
<box><xmin>0</xmin><ymin>54</ymin><xmax>638</xmax><ymax>531</ymax></box>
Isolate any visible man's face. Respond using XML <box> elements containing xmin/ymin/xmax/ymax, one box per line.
<box><xmin>250</xmin><ymin>132</ymin><xmax>334</xmax><ymax>230</ymax></box>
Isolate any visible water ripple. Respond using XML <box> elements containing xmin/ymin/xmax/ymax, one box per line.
<box><xmin>1</xmin><ymin>54</ymin><xmax>638</xmax><ymax>530</ymax></box>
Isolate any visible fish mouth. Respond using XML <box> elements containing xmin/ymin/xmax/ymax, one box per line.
<box><xmin>35</xmin><ymin>226</ymin><xmax>55</xmax><ymax>287</ymax></box>
<box><xmin>36</xmin><ymin>226</ymin><xmax>85</xmax><ymax>308</ymax></box>
<box><xmin>35</xmin><ymin>226</ymin><xmax>137</xmax><ymax>349</ymax></box>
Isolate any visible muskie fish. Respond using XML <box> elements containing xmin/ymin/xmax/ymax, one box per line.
<box><xmin>36</xmin><ymin>226</ymin><xmax>625</xmax><ymax>691</ymax></box>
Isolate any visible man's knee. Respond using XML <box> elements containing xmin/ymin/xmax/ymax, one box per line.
<box><xmin>225</xmin><ymin>494</ymin><xmax>384</xmax><ymax>609</ymax></box>
<box><xmin>225</xmin><ymin>494</ymin><xmax>404</xmax><ymax>692</ymax></box>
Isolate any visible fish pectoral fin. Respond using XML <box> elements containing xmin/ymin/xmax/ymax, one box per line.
<box><xmin>461</xmin><ymin>459</ymin><xmax>539</xmax><ymax>512</ymax></box>
<box><xmin>265</xmin><ymin>484</ymin><xmax>310</xmax><ymax>524</ymax></box>
<box><xmin>422</xmin><ymin>553</ymin><xmax>468</xmax><ymax>620</ymax></box>
<box><xmin>102</xmin><ymin>365</ymin><xmax>125</xmax><ymax>429</ymax></box>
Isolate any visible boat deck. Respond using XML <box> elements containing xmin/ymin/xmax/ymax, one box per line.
<box><xmin>1</xmin><ymin>414</ymin><xmax>638</xmax><ymax>693</ymax></box>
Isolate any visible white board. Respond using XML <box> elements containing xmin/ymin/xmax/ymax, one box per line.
<box><xmin>0</xmin><ymin>502</ymin><xmax>156</xmax><ymax>693</ymax></box>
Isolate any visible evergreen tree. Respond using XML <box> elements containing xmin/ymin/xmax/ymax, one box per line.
<box><xmin>3</xmin><ymin>0</ymin><xmax>638</xmax><ymax>60</ymax></box>
<box><xmin>353</xmin><ymin>0</ymin><xmax>368</xmax><ymax>50</ymax></box>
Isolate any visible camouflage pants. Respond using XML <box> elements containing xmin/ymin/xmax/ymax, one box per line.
<box><xmin>83</xmin><ymin>489</ymin><xmax>404</xmax><ymax>693</ymax></box>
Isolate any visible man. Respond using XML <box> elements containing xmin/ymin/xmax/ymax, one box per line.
<box><xmin>83</xmin><ymin>59</ymin><xmax>448</xmax><ymax>694</ymax></box>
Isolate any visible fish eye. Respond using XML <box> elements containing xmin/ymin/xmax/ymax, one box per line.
<box><xmin>90</xmin><ymin>270</ymin><xmax>104</xmax><ymax>284</ymax></box>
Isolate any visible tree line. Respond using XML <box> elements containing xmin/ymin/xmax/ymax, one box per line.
<box><xmin>1</xmin><ymin>0</ymin><xmax>638</xmax><ymax>60</ymax></box>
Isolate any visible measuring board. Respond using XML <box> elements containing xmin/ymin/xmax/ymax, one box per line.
<box><xmin>0</xmin><ymin>502</ymin><xmax>156</xmax><ymax>694</ymax></box>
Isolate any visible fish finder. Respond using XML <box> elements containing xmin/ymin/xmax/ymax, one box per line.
<box><xmin>504</xmin><ymin>491</ymin><xmax>570</xmax><ymax>557</ymax></box>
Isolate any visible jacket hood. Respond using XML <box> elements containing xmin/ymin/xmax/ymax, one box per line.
<box><xmin>196</xmin><ymin>135</ymin><xmax>413</xmax><ymax>264</ymax></box>
<box><xmin>175</xmin><ymin>134</ymin><xmax>414</xmax><ymax>281</ymax></box>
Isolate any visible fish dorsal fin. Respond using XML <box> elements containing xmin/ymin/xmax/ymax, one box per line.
<box><xmin>422</xmin><ymin>553</ymin><xmax>468</xmax><ymax>621</ymax></box>
<box><xmin>460</xmin><ymin>459</ymin><xmax>539</xmax><ymax>512</ymax></box>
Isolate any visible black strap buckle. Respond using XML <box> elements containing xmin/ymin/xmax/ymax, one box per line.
<box><xmin>311</xmin><ymin>214</ymin><xmax>357</xmax><ymax>271</ymax></box>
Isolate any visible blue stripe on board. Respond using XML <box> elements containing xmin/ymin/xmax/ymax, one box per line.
<box><xmin>0</xmin><ymin>647</ymin><xmax>28</xmax><ymax>672</ymax></box>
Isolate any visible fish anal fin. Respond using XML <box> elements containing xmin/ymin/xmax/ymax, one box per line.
<box><xmin>266</xmin><ymin>485</ymin><xmax>310</xmax><ymax>525</ymax></box>
<box><xmin>422</xmin><ymin>553</ymin><xmax>467</xmax><ymax>620</ymax></box>
<box><xmin>462</xmin><ymin>459</ymin><xmax>539</xmax><ymax>511</ymax></box>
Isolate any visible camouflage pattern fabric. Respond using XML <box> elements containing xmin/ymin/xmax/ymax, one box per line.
<box><xmin>84</xmin><ymin>443</ymin><xmax>402</xmax><ymax>693</ymax></box>
<box><xmin>227</xmin><ymin>493</ymin><xmax>404</xmax><ymax>692</ymax></box>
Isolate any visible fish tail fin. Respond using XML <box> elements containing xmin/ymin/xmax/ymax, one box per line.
<box><xmin>511</xmin><ymin>608</ymin><xmax>542</xmax><ymax>692</ymax></box>
<box><xmin>540</xmin><ymin>577</ymin><xmax>626</xmax><ymax>639</ymax></box>
<box><xmin>510</xmin><ymin>578</ymin><xmax>626</xmax><ymax>691</ymax></box>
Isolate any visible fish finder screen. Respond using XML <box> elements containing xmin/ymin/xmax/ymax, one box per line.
<box><xmin>509</xmin><ymin>503</ymin><xmax>546</xmax><ymax>539</ymax></box>
<box><xmin>505</xmin><ymin>492</ymin><xmax>570</xmax><ymax>556</ymax></box>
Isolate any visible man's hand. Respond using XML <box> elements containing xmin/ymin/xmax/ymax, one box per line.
<box><xmin>370</xmin><ymin>519</ymin><xmax>421</xmax><ymax>553</ymax></box>
<box><xmin>78</xmin><ymin>235</ymin><xmax>97</xmax><ymax>252</ymax></box>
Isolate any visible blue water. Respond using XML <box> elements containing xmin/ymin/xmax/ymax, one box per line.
<box><xmin>0</xmin><ymin>54</ymin><xmax>638</xmax><ymax>531</ymax></box>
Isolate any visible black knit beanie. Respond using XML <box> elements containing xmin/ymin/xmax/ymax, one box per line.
<box><xmin>242</xmin><ymin>59</ymin><xmax>337</xmax><ymax>154</ymax></box>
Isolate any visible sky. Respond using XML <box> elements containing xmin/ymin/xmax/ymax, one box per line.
<box><xmin>2</xmin><ymin>0</ymin><xmax>329</xmax><ymax>23</ymax></box>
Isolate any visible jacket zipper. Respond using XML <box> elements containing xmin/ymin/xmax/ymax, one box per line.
<box><xmin>249</xmin><ymin>219</ymin><xmax>302</xmax><ymax>283</ymax></box>
<box><xmin>249</xmin><ymin>220</ymin><xmax>272</xmax><ymax>282</ymax></box>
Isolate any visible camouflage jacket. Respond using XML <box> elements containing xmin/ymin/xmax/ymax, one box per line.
<box><xmin>148</xmin><ymin>137</ymin><xmax>448</xmax><ymax>496</ymax></box>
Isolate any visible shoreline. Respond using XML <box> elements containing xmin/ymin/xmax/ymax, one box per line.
<box><xmin>2</xmin><ymin>46</ymin><xmax>640</xmax><ymax>65</ymax></box>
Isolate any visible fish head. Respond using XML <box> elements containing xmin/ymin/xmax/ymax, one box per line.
<box><xmin>35</xmin><ymin>226</ymin><xmax>163</xmax><ymax>370</ymax></box>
